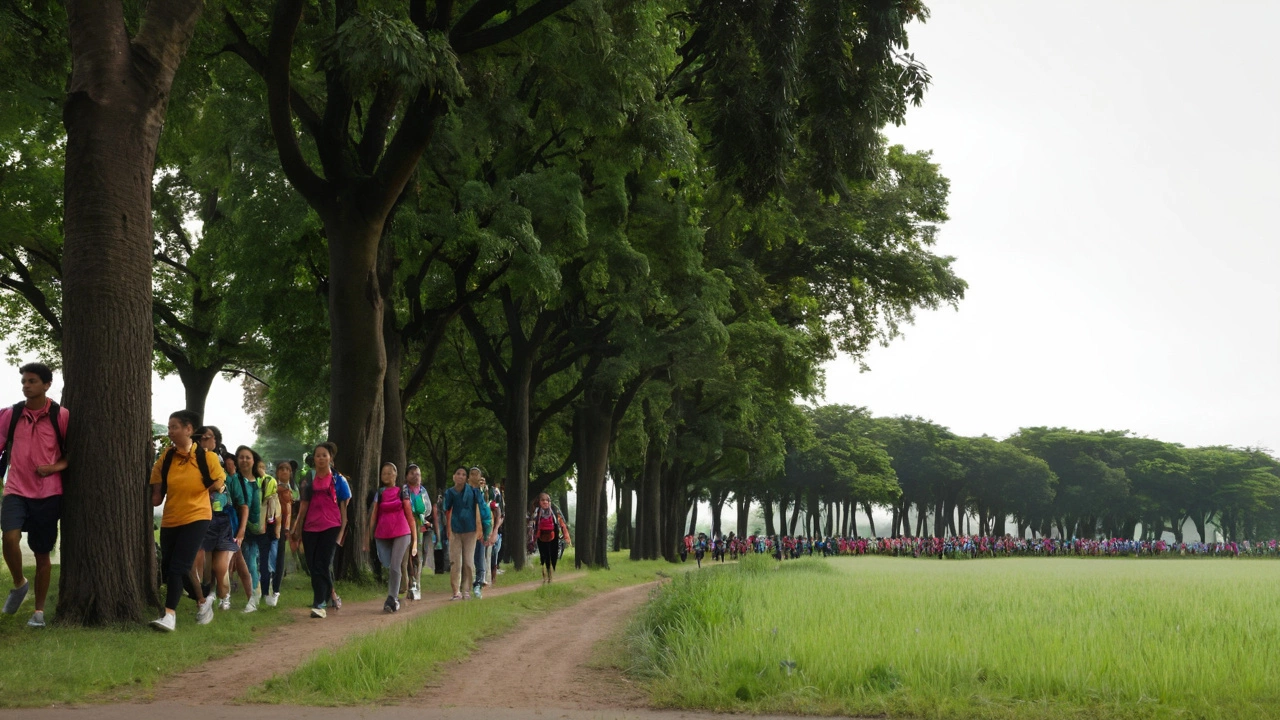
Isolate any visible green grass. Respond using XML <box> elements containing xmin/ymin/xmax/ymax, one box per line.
<box><xmin>629</xmin><ymin>555</ymin><xmax>1280</xmax><ymax>720</ymax></box>
<box><xmin>0</xmin><ymin>561</ymin><xmax>401</xmax><ymax>707</ymax></box>
<box><xmin>247</xmin><ymin>552</ymin><xmax>677</xmax><ymax>705</ymax></box>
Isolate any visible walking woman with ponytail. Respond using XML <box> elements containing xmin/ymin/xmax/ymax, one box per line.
<box><xmin>529</xmin><ymin>492</ymin><xmax>571</xmax><ymax>584</ymax></box>
<box><xmin>290</xmin><ymin>442</ymin><xmax>349</xmax><ymax>618</ymax></box>
<box><xmin>363</xmin><ymin>462</ymin><xmax>416</xmax><ymax>612</ymax></box>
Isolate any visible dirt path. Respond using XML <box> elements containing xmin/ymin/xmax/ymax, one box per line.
<box><xmin>146</xmin><ymin>572</ymin><xmax>580</xmax><ymax>705</ymax></box>
<box><xmin>417</xmin><ymin>581</ymin><xmax>654</xmax><ymax>711</ymax></box>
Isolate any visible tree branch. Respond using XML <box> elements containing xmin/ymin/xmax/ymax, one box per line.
<box><xmin>266</xmin><ymin>0</ymin><xmax>332</xmax><ymax>206</ymax></box>
<box><xmin>452</xmin><ymin>0</ymin><xmax>578</xmax><ymax>54</ymax></box>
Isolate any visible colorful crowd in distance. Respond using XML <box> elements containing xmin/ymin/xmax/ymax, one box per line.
<box><xmin>681</xmin><ymin>533</ymin><xmax>1278</xmax><ymax>561</ymax></box>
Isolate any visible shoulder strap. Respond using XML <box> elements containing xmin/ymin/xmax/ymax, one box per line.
<box><xmin>195</xmin><ymin>448</ymin><xmax>213</xmax><ymax>488</ymax></box>
<box><xmin>47</xmin><ymin>401</ymin><xmax>64</xmax><ymax>454</ymax></box>
<box><xmin>160</xmin><ymin>447</ymin><xmax>177</xmax><ymax>496</ymax></box>
<box><xmin>4</xmin><ymin>401</ymin><xmax>23</xmax><ymax>448</ymax></box>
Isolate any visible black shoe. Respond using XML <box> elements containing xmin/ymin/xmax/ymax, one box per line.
<box><xmin>383</xmin><ymin>595</ymin><xmax>396</xmax><ymax>614</ymax></box>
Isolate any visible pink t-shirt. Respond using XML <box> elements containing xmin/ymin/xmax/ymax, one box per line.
<box><xmin>302</xmin><ymin>472</ymin><xmax>343</xmax><ymax>532</ymax></box>
<box><xmin>374</xmin><ymin>486</ymin><xmax>411</xmax><ymax>539</ymax></box>
<box><xmin>0</xmin><ymin>400</ymin><xmax>69</xmax><ymax>499</ymax></box>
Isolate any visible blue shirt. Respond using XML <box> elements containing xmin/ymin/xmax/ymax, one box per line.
<box><xmin>442</xmin><ymin>484</ymin><xmax>492</xmax><ymax>535</ymax></box>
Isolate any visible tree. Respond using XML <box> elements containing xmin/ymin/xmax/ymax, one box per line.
<box><xmin>57</xmin><ymin>0</ymin><xmax>204</xmax><ymax>625</ymax></box>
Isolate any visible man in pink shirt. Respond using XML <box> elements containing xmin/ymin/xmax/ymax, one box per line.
<box><xmin>1</xmin><ymin>363</ymin><xmax>69</xmax><ymax>627</ymax></box>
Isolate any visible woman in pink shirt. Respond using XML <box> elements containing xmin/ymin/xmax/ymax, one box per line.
<box><xmin>363</xmin><ymin>462</ymin><xmax>416</xmax><ymax>613</ymax></box>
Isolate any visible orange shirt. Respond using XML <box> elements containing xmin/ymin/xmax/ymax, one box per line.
<box><xmin>149</xmin><ymin>445</ymin><xmax>226</xmax><ymax>528</ymax></box>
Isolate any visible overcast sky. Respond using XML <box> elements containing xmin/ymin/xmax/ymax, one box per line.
<box><xmin>822</xmin><ymin>1</ymin><xmax>1280</xmax><ymax>452</ymax></box>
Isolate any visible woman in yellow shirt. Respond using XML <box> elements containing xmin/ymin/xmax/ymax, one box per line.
<box><xmin>148</xmin><ymin>410</ymin><xmax>226</xmax><ymax>632</ymax></box>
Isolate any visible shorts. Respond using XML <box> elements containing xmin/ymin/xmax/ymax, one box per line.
<box><xmin>201</xmin><ymin>513</ymin><xmax>240</xmax><ymax>553</ymax></box>
<box><xmin>1</xmin><ymin>493</ymin><xmax>61</xmax><ymax>554</ymax></box>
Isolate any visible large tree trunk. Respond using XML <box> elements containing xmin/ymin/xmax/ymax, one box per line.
<box><xmin>379</xmin><ymin>240</ymin><xmax>407</xmax><ymax>475</ymax></box>
<box><xmin>500</xmin><ymin>353</ymin><xmax>535</xmax><ymax>569</ymax></box>
<box><xmin>788</xmin><ymin>489</ymin><xmax>802</xmax><ymax>535</ymax></box>
<box><xmin>175</xmin><ymin>362</ymin><xmax>220</xmax><ymax>422</ymax></box>
<box><xmin>762</xmin><ymin>493</ymin><xmax>776</xmax><ymax>537</ymax></box>
<box><xmin>687</xmin><ymin>500</ymin><xmax>698</xmax><ymax>536</ymax></box>
<box><xmin>326</xmin><ymin>218</ymin><xmax>387</xmax><ymax>581</ymax></box>
<box><xmin>634</xmin><ymin>425</ymin><xmax>663</xmax><ymax>560</ymax></box>
<box><xmin>863</xmin><ymin>502</ymin><xmax>877</xmax><ymax>538</ymax></box>
<box><xmin>710</xmin><ymin>489</ymin><xmax>726</xmax><ymax>537</ymax></box>
<box><xmin>573</xmin><ymin>391</ymin><xmax>613</xmax><ymax>567</ymax></box>
<box><xmin>736</xmin><ymin>494</ymin><xmax>750</xmax><ymax>538</ymax></box>
<box><xmin>58</xmin><ymin>0</ymin><xmax>203</xmax><ymax>625</ymax></box>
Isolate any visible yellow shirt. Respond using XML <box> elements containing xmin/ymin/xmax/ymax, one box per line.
<box><xmin>150</xmin><ymin>446</ymin><xmax>227</xmax><ymax>528</ymax></box>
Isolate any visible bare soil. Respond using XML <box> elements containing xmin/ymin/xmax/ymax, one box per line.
<box><xmin>145</xmin><ymin>572</ymin><xmax>579</xmax><ymax>705</ymax></box>
<box><xmin>417</xmin><ymin>581</ymin><xmax>656</xmax><ymax>711</ymax></box>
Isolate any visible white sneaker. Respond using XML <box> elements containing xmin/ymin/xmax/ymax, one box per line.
<box><xmin>243</xmin><ymin>594</ymin><xmax>259</xmax><ymax>613</ymax></box>
<box><xmin>310</xmin><ymin>607</ymin><xmax>326</xmax><ymax>618</ymax></box>
<box><xmin>27</xmin><ymin>611</ymin><xmax>45</xmax><ymax>628</ymax></box>
<box><xmin>218</xmin><ymin>596</ymin><xmax>231</xmax><ymax>611</ymax></box>
<box><xmin>264</xmin><ymin>593</ymin><xmax>278</xmax><ymax>608</ymax></box>
<box><xmin>150</xmin><ymin>612</ymin><xmax>176</xmax><ymax>632</ymax></box>
<box><xmin>196</xmin><ymin>598</ymin><xmax>214</xmax><ymax>625</ymax></box>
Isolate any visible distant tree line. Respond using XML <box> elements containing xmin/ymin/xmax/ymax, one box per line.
<box><xmin>697</xmin><ymin>406</ymin><xmax>1280</xmax><ymax>545</ymax></box>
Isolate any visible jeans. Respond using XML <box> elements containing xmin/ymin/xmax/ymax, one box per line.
<box><xmin>473</xmin><ymin>535</ymin><xmax>487</xmax><ymax>586</ymax></box>
<box><xmin>272</xmin><ymin>533</ymin><xmax>288</xmax><ymax>594</ymax></box>
<box><xmin>243</xmin><ymin>532</ymin><xmax>275</xmax><ymax>595</ymax></box>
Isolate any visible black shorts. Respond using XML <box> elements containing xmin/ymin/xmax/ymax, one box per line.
<box><xmin>1</xmin><ymin>493</ymin><xmax>61</xmax><ymax>554</ymax></box>
<box><xmin>201</xmin><ymin>513</ymin><xmax>240</xmax><ymax>553</ymax></box>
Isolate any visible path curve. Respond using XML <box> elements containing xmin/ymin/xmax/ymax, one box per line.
<box><xmin>150</xmin><ymin>572</ymin><xmax>580</xmax><ymax>705</ymax></box>
<box><xmin>418</xmin><ymin>581</ymin><xmax>655</xmax><ymax>711</ymax></box>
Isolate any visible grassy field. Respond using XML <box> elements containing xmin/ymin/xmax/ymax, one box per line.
<box><xmin>248</xmin><ymin>552</ymin><xmax>676</xmax><ymax>705</ymax></box>
<box><xmin>0</xmin><ymin>559</ymin><xmax>447</xmax><ymax>706</ymax></box>
<box><xmin>629</xmin><ymin>555</ymin><xmax>1280</xmax><ymax>720</ymax></box>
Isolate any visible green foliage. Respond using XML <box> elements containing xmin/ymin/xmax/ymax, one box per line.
<box><xmin>322</xmin><ymin>12</ymin><xmax>466</xmax><ymax>97</ymax></box>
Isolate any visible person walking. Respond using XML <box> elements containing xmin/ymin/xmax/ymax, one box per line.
<box><xmin>467</xmin><ymin>467</ymin><xmax>489</xmax><ymax>597</ymax></box>
<box><xmin>271</xmin><ymin>459</ymin><xmax>297</xmax><ymax>603</ymax></box>
<box><xmin>364</xmin><ymin>462</ymin><xmax>416</xmax><ymax>612</ymax></box>
<box><xmin>149</xmin><ymin>410</ymin><xmax>226</xmax><ymax>631</ymax></box>
<box><xmin>0</xmin><ymin>363</ymin><xmax>69</xmax><ymax>628</ymax></box>
<box><xmin>230</xmin><ymin>446</ymin><xmax>267</xmax><ymax>613</ymax></box>
<box><xmin>529</xmin><ymin>493</ymin><xmax>570</xmax><ymax>584</ymax></box>
<box><xmin>403</xmin><ymin>464</ymin><xmax>433</xmax><ymax>600</ymax></box>
<box><xmin>196</xmin><ymin>476</ymin><xmax>241</xmax><ymax>612</ymax></box>
<box><xmin>290</xmin><ymin>442</ymin><xmax>349</xmax><ymax>618</ymax></box>
<box><xmin>442</xmin><ymin>467</ymin><xmax>492</xmax><ymax>600</ymax></box>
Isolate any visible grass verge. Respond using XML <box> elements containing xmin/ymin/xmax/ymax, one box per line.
<box><xmin>245</xmin><ymin>552</ymin><xmax>676</xmax><ymax>705</ymax></box>
<box><xmin>628</xmin><ymin>555</ymin><xmax>1280</xmax><ymax>720</ymax></box>
<box><xmin>0</xmin><ymin>561</ymin><xmax>403</xmax><ymax>707</ymax></box>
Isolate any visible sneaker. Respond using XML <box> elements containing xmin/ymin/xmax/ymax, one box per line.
<box><xmin>243</xmin><ymin>594</ymin><xmax>259</xmax><ymax>614</ymax></box>
<box><xmin>27</xmin><ymin>611</ymin><xmax>45</xmax><ymax>628</ymax></box>
<box><xmin>450</xmin><ymin>593</ymin><xmax>463</xmax><ymax>601</ymax></box>
<box><xmin>150</xmin><ymin>612</ymin><xmax>176</xmax><ymax>632</ymax></box>
<box><xmin>263</xmin><ymin>593</ymin><xmax>278</xmax><ymax>608</ymax></box>
<box><xmin>196</xmin><ymin>598</ymin><xmax>214</xmax><ymax>625</ymax></box>
<box><xmin>218</xmin><ymin>596</ymin><xmax>231</xmax><ymax>611</ymax></box>
<box><xmin>496</xmin><ymin>569</ymin><xmax>505</xmax><ymax>576</ymax></box>
<box><xmin>412</xmin><ymin>586</ymin><xmax>421</xmax><ymax>601</ymax></box>
<box><xmin>472</xmin><ymin>586</ymin><xmax>482</xmax><ymax>599</ymax></box>
<box><xmin>310</xmin><ymin>607</ymin><xmax>326</xmax><ymax>619</ymax></box>
<box><xmin>383</xmin><ymin>596</ymin><xmax>396</xmax><ymax>614</ymax></box>
<box><xmin>393</xmin><ymin>598</ymin><xmax>401</xmax><ymax>612</ymax></box>
<box><xmin>3</xmin><ymin>581</ymin><xmax>29</xmax><ymax>614</ymax></box>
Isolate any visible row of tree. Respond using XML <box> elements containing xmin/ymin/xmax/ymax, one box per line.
<box><xmin>0</xmin><ymin>0</ymin><xmax>963</xmax><ymax>624</ymax></box>
<box><xmin>680</xmin><ymin>406</ymin><xmax>1280</xmax><ymax>547</ymax></box>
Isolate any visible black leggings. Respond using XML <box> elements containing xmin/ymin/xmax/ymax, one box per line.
<box><xmin>272</xmin><ymin>534</ymin><xmax>288</xmax><ymax>594</ymax></box>
<box><xmin>537</xmin><ymin>539</ymin><xmax>559</xmax><ymax>571</ymax></box>
<box><xmin>160</xmin><ymin>520</ymin><xmax>210</xmax><ymax>611</ymax></box>
<box><xmin>303</xmin><ymin>527</ymin><xmax>339</xmax><ymax>608</ymax></box>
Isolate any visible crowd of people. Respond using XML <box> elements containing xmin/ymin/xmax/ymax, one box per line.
<box><xmin>682</xmin><ymin>531</ymin><xmax>1274</xmax><ymax>562</ymax></box>
<box><xmin>0</xmin><ymin>364</ymin><xmax>575</xmax><ymax>631</ymax></box>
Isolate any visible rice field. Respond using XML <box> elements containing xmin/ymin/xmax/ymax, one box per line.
<box><xmin>629</xmin><ymin>555</ymin><xmax>1280</xmax><ymax>720</ymax></box>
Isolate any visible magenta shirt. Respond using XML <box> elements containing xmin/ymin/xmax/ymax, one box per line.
<box><xmin>374</xmin><ymin>486</ymin><xmax>411</xmax><ymax>539</ymax></box>
<box><xmin>0</xmin><ymin>400</ymin><xmax>69</xmax><ymax>499</ymax></box>
<box><xmin>302</xmin><ymin>472</ymin><xmax>343</xmax><ymax>532</ymax></box>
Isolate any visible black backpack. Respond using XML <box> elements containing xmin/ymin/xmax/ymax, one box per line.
<box><xmin>0</xmin><ymin>401</ymin><xmax>65</xmax><ymax>479</ymax></box>
<box><xmin>158</xmin><ymin>445</ymin><xmax>215</xmax><ymax>498</ymax></box>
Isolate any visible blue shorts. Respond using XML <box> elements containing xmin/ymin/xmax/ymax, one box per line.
<box><xmin>1</xmin><ymin>493</ymin><xmax>61</xmax><ymax>554</ymax></box>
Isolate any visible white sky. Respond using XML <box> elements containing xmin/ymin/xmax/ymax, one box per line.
<box><xmin>17</xmin><ymin>2</ymin><xmax>1280</xmax><ymax>461</ymax></box>
<box><xmin>822</xmin><ymin>1</ymin><xmax>1280</xmax><ymax>452</ymax></box>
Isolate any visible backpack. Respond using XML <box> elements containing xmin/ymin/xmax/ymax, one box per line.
<box><xmin>159</xmin><ymin>445</ymin><xmax>214</xmax><ymax>499</ymax></box>
<box><xmin>258</xmin><ymin>475</ymin><xmax>281</xmax><ymax>535</ymax></box>
<box><xmin>0</xmin><ymin>401</ymin><xmax>65</xmax><ymax>479</ymax></box>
